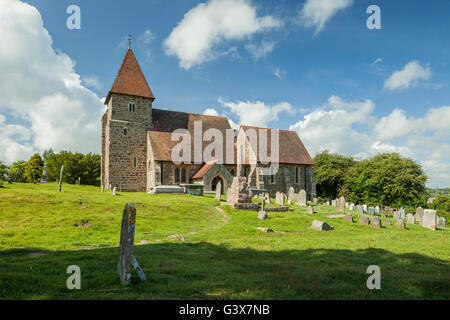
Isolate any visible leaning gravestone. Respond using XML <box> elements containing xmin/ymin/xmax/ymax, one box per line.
<box><xmin>356</xmin><ymin>205</ymin><xmax>363</xmax><ymax>214</ymax></box>
<box><xmin>312</xmin><ymin>220</ymin><xmax>334</xmax><ymax>231</ymax></box>
<box><xmin>422</xmin><ymin>209</ymin><xmax>437</xmax><ymax>230</ymax></box>
<box><xmin>299</xmin><ymin>190</ymin><xmax>307</xmax><ymax>206</ymax></box>
<box><xmin>370</xmin><ymin>216</ymin><xmax>382</xmax><ymax>229</ymax></box>
<box><xmin>118</xmin><ymin>203</ymin><xmax>146</xmax><ymax>285</ymax></box>
<box><xmin>307</xmin><ymin>205</ymin><xmax>315</xmax><ymax>214</ymax></box>
<box><xmin>288</xmin><ymin>187</ymin><xmax>295</xmax><ymax>201</ymax></box>
<box><xmin>368</xmin><ymin>207</ymin><xmax>375</xmax><ymax>215</ymax></box>
<box><xmin>216</xmin><ymin>181</ymin><xmax>222</xmax><ymax>201</ymax></box>
<box><xmin>359</xmin><ymin>216</ymin><xmax>370</xmax><ymax>226</ymax></box>
<box><xmin>337</xmin><ymin>197</ymin><xmax>346</xmax><ymax>213</ymax></box>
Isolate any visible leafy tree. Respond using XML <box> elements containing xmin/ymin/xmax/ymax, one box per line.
<box><xmin>8</xmin><ymin>160</ymin><xmax>27</xmax><ymax>182</ymax></box>
<box><xmin>313</xmin><ymin>151</ymin><xmax>356</xmax><ymax>199</ymax></box>
<box><xmin>42</xmin><ymin>148</ymin><xmax>54</xmax><ymax>162</ymax></box>
<box><xmin>0</xmin><ymin>161</ymin><xmax>8</xmax><ymax>181</ymax></box>
<box><xmin>428</xmin><ymin>195</ymin><xmax>450</xmax><ymax>220</ymax></box>
<box><xmin>24</xmin><ymin>154</ymin><xmax>44</xmax><ymax>183</ymax></box>
<box><xmin>343</xmin><ymin>153</ymin><xmax>428</xmax><ymax>206</ymax></box>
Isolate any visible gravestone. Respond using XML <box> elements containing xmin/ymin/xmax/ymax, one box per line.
<box><xmin>113</xmin><ymin>187</ymin><xmax>117</xmax><ymax>196</ymax></box>
<box><xmin>362</xmin><ymin>204</ymin><xmax>368</xmax><ymax>213</ymax></box>
<box><xmin>288</xmin><ymin>187</ymin><xmax>295</xmax><ymax>201</ymax></box>
<box><xmin>437</xmin><ymin>217</ymin><xmax>446</xmax><ymax>227</ymax></box>
<box><xmin>313</xmin><ymin>198</ymin><xmax>318</xmax><ymax>204</ymax></box>
<box><xmin>216</xmin><ymin>181</ymin><xmax>222</xmax><ymax>201</ymax></box>
<box><xmin>276</xmin><ymin>192</ymin><xmax>284</xmax><ymax>205</ymax></box>
<box><xmin>344</xmin><ymin>214</ymin><xmax>353</xmax><ymax>223</ymax></box>
<box><xmin>415</xmin><ymin>207</ymin><xmax>424</xmax><ymax>222</ymax></box>
<box><xmin>298</xmin><ymin>190</ymin><xmax>307</xmax><ymax>206</ymax></box>
<box><xmin>345</xmin><ymin>202</ymin><xmax>349</xmax><ymax>209</ymax></box>
<box><xmin>331</xmin><ymin>200</ymin><xmax>337</xmax><ymax>207</ymax></box>
<box><xmin>101</xmin><ymin>185</ymin><xmax>104</xmax><ymax>192</ymax></box>
<box><xmin>258</xmin><ymin>198</ymin><xmax>268</xmax><ymax>220</ymax></box>
<box><xmin>292</xmin><ymin>192</ymin><xmax>300</xmax><ymax>205</ymax></box>
<box><xmin>396</xmin><ymin>220</ymin><xmax>406</xmax><ymax>229</ymax></box>
<box><xmin>407</xmin><ymin>215</ymin><xmax>415</xmax><ymax>224</ymax></box>
<box><xmin>58</xmin><ymin>165</ymin><xmax>64</xmax><ymax>192</ymax></box>
<box><xmin>385</xmin><ymin>219</ymin><xmax>392</xmax><ymax>226</ymax></box>
<box><xmin>312</xmin><ymin>220</ymin><xmax>333</xmax><ymax>231</ymax></box>
<box><xmin>422</xmin><ymin>209</ymin><xmax>437</xmax><ymax>230</ymax></box>
<box><xmin>40</xmin><ymin>161</ymin><xmax>47</xmax><ymax>184</ymax></box>
<box><xmin>368</xmin><ymin>207</ymin><xmax>375</xmax><ymax>215</ymax></box>
<box><xmin>370</xmin><ymin>216</ymin><xmax>382</xmax><ymax>229</ymax></box>
<box><xmin>118</xmin><ymin>203</ymin><xmax>146</xmax><ymax>285</ymax></box>
<box><xmin>307</xmin><ymin>205</ymin><xmax>315</xmax><ymax>214</ymax></box>
<box><xmin>375</xmin><ymin>206</ymin><xmax>380</xmax><ymax>214</ymax></box>
<box><xmin>399</xmin><ymin>208</ymin><xmax>406</xmax><ymax>220</ymax></box>
<box><xmin>359</xmin><ymin>216</ymin><xmax>370</xmax><ymax>226</ymax></box>
<box><xmin>349</xmin><ymin>204</ymin><xmax>355</xmax><ymax>211</ymax></box>
<box><xmin>393</xmin><ymin>211</ymin><xmax>400</xmax><ymax>221</ymax></box>
<box><xmin>356</xmin><ymin>205</ymin><xmax>363</xmax><ymax>214</ymax></box>
<box><xmin>325</xmin><ymin>201</ymin><xmax>330</xmax><ymax>206</ymax></box>
<box><xmin>337</xmin><ymin>197</ymin><xmax>346</xmax><ymax>213</ymax></box>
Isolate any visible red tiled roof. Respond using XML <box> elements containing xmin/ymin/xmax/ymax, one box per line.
<box><xmin>240</xmin><ymin>125</ymin><xmax>315</xmax><ymax>165</ymax></box>
<box><xmin>192</xmin><ymin>160</ymin><xmax>218</xmax><ymax>179</ymax></box>
<box><xmin>105</xmin><ymin>49</ymin><xmax>154</xmax><ymax>104</ymax></box>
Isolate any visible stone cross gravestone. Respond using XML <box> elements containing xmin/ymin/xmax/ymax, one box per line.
<box><xmin>216</xmin><ymin>181</ymin><xmax>222</xmax><ymax>201</ymax></box>
<box><xmin>118</xmin><ymin>203</ymin><xmax>146</xmax><ymax>285</ymax></box>
<box><xmin>258</xmin><ymin>198</ymin><xmax>268</xmax><ymax>220</ymax></box>
<box><xmin>337</xmin><ymin>197</ymin><xmax>346</xmax><ymax>213</ymax></box>
<box><xmin>422</xmin><ymin>209</ymin><xmax>437</xmax><ymax>230</ymax></box>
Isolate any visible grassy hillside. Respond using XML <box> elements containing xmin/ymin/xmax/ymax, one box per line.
<box><xmin>0</xmin><ymin>183</ymin><xmax>449</xmax><ymax>299</ymax></box>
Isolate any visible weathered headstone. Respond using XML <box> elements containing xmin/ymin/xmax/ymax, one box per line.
<box><xmin>216</xmin><ymin>181</ymin><xmax>222</xmax><ymax>201</ymax></box>
<box><xmin>276</xmin><ymin>192</ymin><xmax>284</xmax><ymax>205</ymax></box>
<box><xmin>396</xmin><ymin>220</ymin><xmax>406</xmax><ymax>229</ymax></box>
<box><xmin>368</xmin><ymin>207</ymin><xmax>375</xmax><ymax>215</ymax></box>
<box><xmin>307</xmin><ymin>205</ymin><xmax>315</xmax><ymax>214</ymax></box>
<box><xmin>415</xmin><ymin>207</ymin><xmax>424</xmax><ymax>222</ymax></box>
<box><xmin>370</xmin><ymin>216</ymin><xmax>382</xmax><ymax>229</ymax></box>
<box><xmin>356</xmin><ymin>205</ymin><xmax>363</xmax><ymax>214</ymax></box>
<box><xmin>337</xmin><ymin>196</ymin><xmax>346</xmax><ymax>213</ymax></box>
<box><xmin>331</xmin><ymin>200</ymin><xmax>337</xmax><ymax>207</ymax></box>
<box><xmin>407</xmin><ymin>214</ymin><xmax>415</xmax><ymax>224</ymax></box>
<box><xmin>313</xmin><ymin>198</ymin><xmax>318</xmax><ymax>205</ymax></box>
<box><xmin>288</xmin><ymin>187</ymin><xmax>295</xmax><ymax>201</ymax></box>
<box><xmin>422</xmin><ymin>209</ymin><xmax>437</xmax><ymax>230</ymax></box>
<box><xmin>258</xmin><ymin>198</ymin><xmax>268</xmax><ymax>220</ymax></box>
<box><xmin>437</xmin><ymin>217</ymin><xmax>446</xmax><ymax>227</ymax></box>
<box><xmin>312</xmin><ymin>220</ymin><xmax>334</xmax><ymax>231</ymax></box>
<box><xmin>325</xmin><ymin>201</ymin><xmax>330</xmax><ymax>206</ymax></box>
<box><xmin>101</xmin><ymin>185</ymin><xmax>104</xmax><ymax>192</ymax></box>
<box><xmin>298</xmin><ymin>190</ymin><xmax>307</xmax><ymax>206</ymax></box>
<box><xmin>393</xmin><ymin>211</ymin><xmax>400</xmax><ymax>221</ymax></box>
<box><xmin>375</xmin><ymin>206</ymin><xmax>380</xmax><ymax>214</ymax></box>
<box><xmin>399</xmin><ymin>208</ymin><xmax>406</xmax><ymax>220</ymax></box>
<box><xmin>113</xmin><ymin>187</ymin><xmax>117</xmax><ymax>196</ymax></box>
<box><xmin>118</xmin><ymin>203</ymin><xmax>146</xmax><ymax>285</ymax></box>
<box><xmin>345</xmin><ymin>202</ymin><xmax>349</xmax><ymax>209</ymax></box>
<box><xmin>58</xmin><ymin>165</ymin><xmax>64</xmax><ymax>192</ymax></box>
<box><xmin>344</xmin><ymin>214</ymin><xmax>353</xmax><ymax>223</ymax></box>
<box><xmin>359</xmin><ymin>216</ymin><xmax>370</xmax><ymax>226</ymax></box>
<box><xmin>385</xmin><ymin>219</ymin><xmax>392</xmax><ymax>226</ymax></box>
<box><xmin>362</xmin><ymin>204</ymin><xmax>368</xmax><ymax>213</ymax></box>
<box><xmin>40</xmin><ymin>161</ymin><xmax>47</xmax><ymax>184</ymax></box>
<box><xmin>349</xmin><ymin>204</ymin><xmax>355</xmax><ymax>211</ymax></box>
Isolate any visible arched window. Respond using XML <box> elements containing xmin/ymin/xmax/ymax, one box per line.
<box><xmin>181</xmin><ymin>168</ymin><xmax>187</xmax><ymax>183</ymax></box>
<box><xmin>174</xmin><ymin>167</ymin><xmax>180</xmax><ymax>183</ymax></box>
<box><xmin>129</xmin><ymin>102</ymin><xmax>136</xmax><ymax>112</ymax></box>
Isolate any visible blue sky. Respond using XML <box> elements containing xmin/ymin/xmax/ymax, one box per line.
<box><xmin>0</xmin><ymin>0</ymin><xmax>449</xmax><ymax>187</ymax></box>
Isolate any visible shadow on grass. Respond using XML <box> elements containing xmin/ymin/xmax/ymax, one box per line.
<box><xmin>0</xmin><ymin>243</ymin><xmax>449</xmax><ymax>300</ymax></box>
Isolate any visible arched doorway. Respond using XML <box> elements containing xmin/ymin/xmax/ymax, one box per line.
<box><xmin>211</xmin><ymin>176</ymin><xmax>224</xmax><ymax>194</ymax></box>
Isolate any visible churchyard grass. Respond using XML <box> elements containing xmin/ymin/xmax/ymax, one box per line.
<box><xmin>0</xmin><ymin>183</ymin><xmax>449</xmax><ymax>299</ymax></box>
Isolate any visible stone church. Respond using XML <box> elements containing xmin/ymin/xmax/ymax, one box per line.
<box><xmin>101</xmin><ymin>48</ymin><xmax>316</xmax><ymax>199</ymax></box>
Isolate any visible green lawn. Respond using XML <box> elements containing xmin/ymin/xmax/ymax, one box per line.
<box><xmin>0</xmin><ymin>183</ymin><xmax>449</xmax><ymax>300</ymax></box>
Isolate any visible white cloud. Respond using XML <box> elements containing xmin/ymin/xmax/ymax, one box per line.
<box><xmin>83</xmin><ymin>75</ymin><xmax>102</xmax><ymax>91</ymax></box>
<box><xmin>138</xmin><ymin>29</ymin><xmax>155</xmax><ymax>45</ymax></box>
<box><xmin>0</xmin><ymin>0</ymin><xmax>104</xmax><ymax>163</ymax></box>
<box><xmin>274</xmin><ymin>67</ymin><xmax>285</xmax><ymax>79</ymax></box>
<box><xmin>384</xmin><ymin>61</ymin><xmax>431</xmax><ymax>91</ymax></box>
<box><xmin>300</xmin><ymin>0</ymin><xmax>354</xmax><ymax>34</ymax></box>
<box><xmin>203</xmin><ymin>108</ymin><xmax>219</xmax><ymax>116</ymax></box>
<box><xmin>289</xmin><ymin>96</ymin><xmax>450</xmax><ymax>187</ymax></box>
<box><xmin>372</xmin><ymin>58</ymin><xmax>383</xmax><ymax>65</ymax></box>
<box><xmin>218</xmin><ymin>98</ymin><xmax>294</xmax><ymax>128</ymax></box>
<box><xmin>164</xmin><ymin>0</ymin><xmax>282</xmax><ymax>69</ymax></box>
<box><xmin>245</xmin><ymin>40</ymin><xmax>275</xmax><ymax>60</ymax></box>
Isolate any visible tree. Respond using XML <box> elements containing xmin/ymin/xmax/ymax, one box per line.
<box><xmin>313</xmin><ymin>151</ymin><xmax>356</xmax><ymax>199</ymax></box>
<box><xmin>42</xmin><ymin>148</ymin><xmax>54</xmax><ymax>162</ymax></box>
<box><xmin>0</xmin><ymin>161</ymin><xmax>8</xmax><ymax>181</ymax></box>
<box><xmin>343</xmin><ymin>153</ymin><xmax>428</xmax><ymax>206</ymax></box>
<box><xmin>8</xmin><ymin>160</ymin><xmax>27</xmax><ymax>182</ymax></box>
<box><xmin>24</xmin><ymin>154</ymin><xmax>44</xmax><ymax>183</ymax></box>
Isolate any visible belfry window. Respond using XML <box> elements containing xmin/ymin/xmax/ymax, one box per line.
<box><xmin>129</xmin><ymin>102</ymin><xmax>136</xmax><ymax>112</ymax></box>
<box><xmin>133</xmin><ymin>157</ymin><xmax>137</xmax><ymax>168</ymax></box>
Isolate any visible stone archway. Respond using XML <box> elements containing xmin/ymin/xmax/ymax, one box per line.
<box><xmin>211</xmin><ymin>176</ymin><xmax>224</xmax><ymax>194</ymax></box>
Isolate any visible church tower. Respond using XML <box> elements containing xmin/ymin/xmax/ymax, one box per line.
<box><xmin>101</xmin><ymin>46</ymin><xmax>155</xmax><ymax>192</ymax></box>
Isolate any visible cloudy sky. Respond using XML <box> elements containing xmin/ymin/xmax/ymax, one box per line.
<box><xmin>0</xmin><ymin>0</ymin><xmax>449</xmax><ymax>187</ymax></box>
